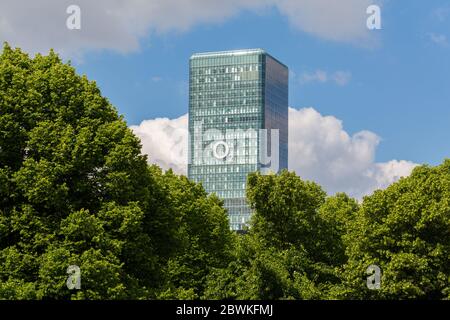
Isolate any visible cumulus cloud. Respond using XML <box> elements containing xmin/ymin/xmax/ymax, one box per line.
<box><xmin>287</xmin><ymin>107</ymin><xmax>417</xmax><ymax>199</ymax></box>
<box><xmin>299</xmin><ymin>70</ymin><xmax>352</xmax><ymax>86</ymax></box>
<box><xmin>131</xmin><ymin>107</ymin><xmax>418</xmax><ymax>199</ymax></box>
<box><xmin>275</xmin><ymin>0</ymin><xmax>379</xmax><ymax>44</ymax></box>
<box><xmin>0</xmin><ymin>0</ymin><xmax>380</xmax><ymax>58</ymax></box>
<box><xmin>130</xmin><ymin>114</ymin><xmax>188</xmax><ymax>174</ymax></box>
<box><xmin>0</xmin><ymin>0</ymin><xmax>266</xmax><ymax>57</ymax></box>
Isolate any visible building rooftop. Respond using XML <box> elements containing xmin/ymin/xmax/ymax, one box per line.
<box><xmin>190</xmin><ymin>48</ymin><xmax>266</xmax><ymax>59</ymax></box>
<box><xmin>190</xmin><ymin>48</ymin><xmax>288</xmax><ymax>69</ymax></box>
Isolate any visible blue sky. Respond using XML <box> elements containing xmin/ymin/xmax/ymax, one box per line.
<box><xmin>1</xmin><ymin>0</ymin><xmax>449</xmax><ymax>197</ymax></box>
<box><xmin>69</xmin><ymin>0</ymin><xmax>450</xmax><ymax>166</ymax></box>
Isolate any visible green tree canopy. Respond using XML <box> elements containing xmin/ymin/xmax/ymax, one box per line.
<box><xmin>0</xmin><ymin>44</ymin><xmax>234</xmax><ymax>299</ymax></box>
<box><xmin>205</xmin><ymin>171</ymin><xmax>354</xmax><ymax>299</ymax></box>
<box><xmin>0</xmin><ymin>43</ymin><xmax>157</xmax><ymax>298</ymax></box>
<box><xmin>205</xmin><ymin>165</ymin><xmax>449</xmax><ymax>300</ymax></box>
<box><xmin>1</xmin><ymin>43</ymin><xmax>448</xmax><ymax>300</ymax></box>
<box><xmin>337</xmin><ymin>160</ymin><xmax>450</xmax><ymax>299</ymax></box>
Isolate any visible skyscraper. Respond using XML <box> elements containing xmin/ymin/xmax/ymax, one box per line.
<box><xmin>188</xmin><ymin>49</ymin><xmax>288</xmax><ymax>230</ymax></box>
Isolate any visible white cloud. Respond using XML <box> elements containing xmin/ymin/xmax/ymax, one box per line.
<box><xmin>130</xmin><ymin>114</ymin><xmax>188</xmax><ymax>174</ymax></box>
<box><xmin>331</xmin><ymin>71</ymin><xmax>352</xmax><ymax>86</ymax></box>
<box><xmin>287</xmin><ymin>107</ymin><xmax>417</xmax><ymax>199</ymax></box>
<box><xmin>131</xmin><ymin>107</ymin><xmax>417</xmax><ymax>199</ymax></box>
<box><xmin>299</xmin><ymin>70</ymin><xmax>352</xmax><ymax>86</ymax></box>
<box><xmin>367</xmin><ymin>160</ymin><xmax>419</xmax><ymax>190</ymax></box>
<box><xmin>428</xmin><ymin>33</ymin><xmax>449</xmax><ymax>47</ymax></box>
<box><xmin>275</xmin><ymin>0</ymin><xmax>379</xmax><ymax>44</ymax></box>
<box><xmin>299</xmin><ymin>70</ymin><xmax>328</xmax><ymax>84</ymax></box>
<box><xmin>0</xmin><ymin>0</ymin><xmax>380</xmax><ymax>58</ymax></box>
<box><xmin>0</xmin><ymin>0</ymin><xmax>267</xmax><ymax>58</ymax></box>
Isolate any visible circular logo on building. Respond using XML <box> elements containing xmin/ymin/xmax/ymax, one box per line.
<box><xmin>212</xmin><ymin>141</ymin><xmax>230</xmax><ymax>159</ymax></box>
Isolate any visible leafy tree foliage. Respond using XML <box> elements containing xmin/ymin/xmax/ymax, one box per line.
<box><xmin>150</xmin><ymin>167</ymin><xmax>235</xmax><ymax>299</ymax></box>
<box><xmin>0</xmin><ymin>44</ymin><xmax>448</xmax><ymax>300</ymax></box>
<box><xmin>0</xmin><ymin>44</ymin><xmax>233</xmax><ymax>299</ymax></box>
<box><xmin>0</xmin><ymin>43</ymin><xmax>156</xmax><ymax>298</ymax></box>
<box><xmin>336</xmin><ymin>161</ymin><xmax>450</xmax><ymax>299</ymax></box>
<box><xmin>205</xmin><ymin>166</ymin><xmax>449</xmax><ymax>300</ymax></box>
<box><xmin>204</xmin><ymin>171</ymin><xmax>352</xmax><ymax>299</ymax></box>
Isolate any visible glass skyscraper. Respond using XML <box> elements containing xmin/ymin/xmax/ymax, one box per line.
<box><xmin>188</xmin><ymin>49</ymin><xmax>288</xmax><ymax>230</ymax></box>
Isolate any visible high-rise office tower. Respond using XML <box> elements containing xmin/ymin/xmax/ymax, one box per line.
<box><xmin>188</xmin><ymin>49</ymin><xmax>288</xmax><ymax>230</ymax></box>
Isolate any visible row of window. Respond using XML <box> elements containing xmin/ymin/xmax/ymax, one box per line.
<box><xmin>223</xmin><ymin>198</ymin><xmax>249</xmax><ymax>206</ymax></box>
<box><xmin>190</xmin><ymin>82</ymin><xmax>261</xmax><ymax>92</ymax></box>
<box><xmin>190</xmin><ymin>94</ymin><xmax>261</xmax><ymax>103</ymax></box>
<box><xmin>190</xmin><ymin>173</ymin><xmax>247</xmax><ymax>184</ymax></box>
<box><xmin>191</xmin><ymin>145</ymin><xmax>259</xmax><ymax>154</ymax></box>
<box><xmin>192</xmin><ymin>119</ymin><xmax>260</xmax><ymax>127</ymax></box>
<box><xmin>191</xmin><ymin>128</ymin><xmax>260</xmax><ymax>138</ymax></box>
<box><xmin>190</xmin><ymin>106</ymin><xmax>261</xmax><ymax>116</ymax></box>
<box><xmin>192</xmin><ymin>144</ymin><xmax>258</xmax><ymax>152</ymax></box>
<box><xmin>192</xmin><ymin>72</ymin><xmax>259</xmax><ymax>84</ymax></box>
<box><xmin>191</xmin><ymin>154</ymin><xmax>258</xmax><ymax>166</ymax></box>
<box><xmin>190</xmin><ymin>86</ymin><xmax>262</xmax><ymax>95</ymax></box>
<box><xmin>191</xmin><ymin>91</ymin><xmax>262</xmax><ymax>100</ymax></box>
<box><xmin>193</xmin><ymin>158</ymin><xmax>258</xmax><ymax>165</ymax></box>
<box><xmin>191</xmin><ymin>120</ymin><xmax>261</xmax><ymax>130</ymax></box>
<box><xmin>190</xmin><ymin>81</ymin><xmax>261</xmax><ymax>93</ymax></box>
<box><xmin>191</xmin><ymin>54</ymin><xmax>260</xmax><ymax>64</ymax></box>
<box><xmin>189</xmin><ymin>164</ymin><xmax>256</xmax><ymax>174</ymax></box>
<box><xmin>227</xmin><ymin>211</ymin><xmax>251</xmax><ymax>217</ymax></box>
<box><xmin>191</xmin><ymin>156</ymin><xmax>258</xmax><ymax>165</ymax></box>
<box><xmin>229</xmin><ymin>215</ymin><xmax>251</xmax><ymax>224</ymax></box>
<box><xmin>190</xmin><ymin>118</ymin><xmax>260</xmax><ymax>126</ymax></box>
<box><xmin>202</xmin><ymin>182</ymin><xmax>246</xmax><ymax>190</ymax></box>
<box><xmin>191</xmin><ymin>64</ymin><xmax>259</xmax><ymax>75</ymax></box>
<box><xmin>192</xmin><ymin>146</ymin><xmax>257</xmax><ymax>154</ymax></box>
<box><xmin>210</xmin><ymin>190</ymin><xmax>246</xmax><ymax>199</ymax></box>
<box><xmin>190</xmin><ymin>100</ymin><xmax>261</xmax><ymax>108</ymax></box>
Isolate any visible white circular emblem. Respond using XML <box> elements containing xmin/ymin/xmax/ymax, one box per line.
<box><xmin>212</xmin><ymin>141</ymin><xmax>230</xmax><ymax>159</ymax></box>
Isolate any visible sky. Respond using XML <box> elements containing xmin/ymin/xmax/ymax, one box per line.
<box><xmin>1</xmin><ymin>0</ymin><xmax>449</xmax><ymax>198</ymax></box>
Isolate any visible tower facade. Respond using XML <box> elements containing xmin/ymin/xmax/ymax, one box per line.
<box><xmin>188</xmin><ymin>49</ymin><xmax>288</xmax><ymax>230</ymax></box>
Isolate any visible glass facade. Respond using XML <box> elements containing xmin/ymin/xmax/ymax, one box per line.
<box><xmin>188</xmin><ymin>49</ymin><xmax>288</xmax><ymax>230</ymax></box>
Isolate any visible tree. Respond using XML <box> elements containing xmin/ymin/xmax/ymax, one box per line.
<box><xmin>1</xmin><ymin>43</ymin><xmax>448</xmax><ymax>300</ymax></box>
<box><xmin>205</xmin><ymin>171</ymin><xmax>349</xmax><ymax>299</ymax></box>
<box><xmin>0</xmin><ymin>44</ymin><xmax>236</xmax><ymax>299</ymax></box>
<box><xmin>207</xmin><ymin>164</ymin><xmax>450</xmax><ymax>300</ymax></box>
<box><xmin>0</xmin><ymin>43</ymin><xmax>165</xmax><ymax>299</ymax></box>
<box><xmin>318</xmin><ymin>193</ymin><xmax>359</xmax><ymax>267</ymax></box>
<box><xmin>336</xmin><ymin>160</ymin><xmax>450</xmax><ymax>299</ymax></box>
<box><xmin>152</xmin><ymin>167</ymin><xmax>235</xmax><ymax>299</ymax></box>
